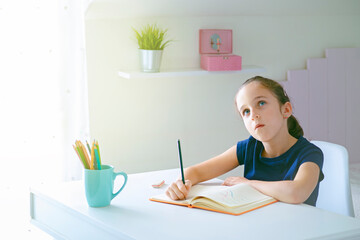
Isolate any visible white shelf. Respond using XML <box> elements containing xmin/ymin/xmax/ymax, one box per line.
<box><xmin>118</xmin><ymin>65</ymin><xmax>266</xmax><ymax>79</ymax></box>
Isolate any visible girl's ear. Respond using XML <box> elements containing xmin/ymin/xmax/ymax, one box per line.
<box><xmin>282</xmin><ymin>102</ymin><xmax>293</xmax><ymax>119</ymax></box>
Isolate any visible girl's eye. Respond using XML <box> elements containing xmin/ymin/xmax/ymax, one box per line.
<box><xmin>243</xmin><ymin>109</ymin><xmax>250</xmax><ymax>116</ymax></box>
<box><xmin>259</xmin><ymin>101</ymin><xmax>266</xmax><ymax>107</ymax></box>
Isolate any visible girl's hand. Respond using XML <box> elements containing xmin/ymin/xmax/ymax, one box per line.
<box><xmin>166</xmin><ymin>179</ymin><xmax>192</xmax><ymax>200</ymax></box>
<box><xmin>223</xmin><ymin>176</ymin><xmax>250</xmax><ymax>186</ymax></box>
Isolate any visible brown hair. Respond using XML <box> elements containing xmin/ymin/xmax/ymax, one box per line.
<box><xmin>235</xmin><ymin>76</ymin><xmax>304</xmax><ymax>139</ymax></box>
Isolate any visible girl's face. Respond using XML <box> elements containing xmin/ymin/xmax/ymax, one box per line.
<box><xmin>236</xmin><ymin>82</ymin><xmax>291</xmax><ymax>143</ymax></box>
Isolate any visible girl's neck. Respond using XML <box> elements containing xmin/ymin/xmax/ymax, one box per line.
<box><xmin>261</xmin><ymin>133</ymin><xmax>298</xmax><ymax>158</ymax></box>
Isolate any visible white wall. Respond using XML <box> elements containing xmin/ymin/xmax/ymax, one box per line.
<box><xmin>85</xmin><ymin>6</ymin><xmax>360</xmax><ymax>174</ymax></box>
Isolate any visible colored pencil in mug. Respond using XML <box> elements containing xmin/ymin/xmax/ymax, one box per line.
<box><xmin>73</xmin><ymin>144</ymin><xmax>89</xmax><ymax>169</ymax></box>
<box><xmin>94</xmin><ymin>146</ymin><xmax>101</xmax><ymax>170</ymax></box>
<box><xmin>95</xmin><ymin>140</ymin><xmax>102</xmax><ymax>166</ymax></box>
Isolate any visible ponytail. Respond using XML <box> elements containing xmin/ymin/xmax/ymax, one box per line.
<box><xmin>287</xmin><ymin>115</ymin><xmax>304</xmax><ymax>139</ymax></box>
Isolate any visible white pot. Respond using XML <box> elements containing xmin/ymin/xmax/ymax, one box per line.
<box><xmin>139</xmin><ymin>49</ymin><xmax>163</xmax><ymax>73</ymax></box>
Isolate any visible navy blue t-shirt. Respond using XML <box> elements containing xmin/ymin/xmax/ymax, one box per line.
<box><xmin>236</xmin><ymin>136</ymin><xmax>324</xmax><ymax>206</ymax></box>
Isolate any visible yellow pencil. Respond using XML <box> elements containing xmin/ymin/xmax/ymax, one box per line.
<box><xmin>90</xmin><ymin>141</ymin><xmax>95</xmax><ymax>170</ymax></box>
<box><xmin>95</xmin><ymin>140</ymin><xmax>102</xmax><ymax>165</ymax></box>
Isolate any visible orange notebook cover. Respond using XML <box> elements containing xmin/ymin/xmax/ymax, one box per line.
<box><xmin>149</xmin><ymin>183</ymin><xmax>277</xmax><ymax>216</ymax></box>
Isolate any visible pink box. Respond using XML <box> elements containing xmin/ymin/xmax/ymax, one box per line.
<box><xmin>199</xmin><ymin>29</ymin><xmax>242</xmax><ymax>71</ymax></box>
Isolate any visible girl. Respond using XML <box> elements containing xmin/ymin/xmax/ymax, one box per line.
<box><xmin>166</xmin><ymin>76</ymin><xmax>324</xmax><ymax>206</ymax></box>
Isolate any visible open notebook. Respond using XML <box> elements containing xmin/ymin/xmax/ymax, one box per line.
<box><xmin>150</xmin><ymin>183</ymin><xmax>277</xmax><ymax>215</ymax></box>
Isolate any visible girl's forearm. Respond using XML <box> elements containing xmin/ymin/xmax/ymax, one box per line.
<box><xmin>184</xmin><ymin>145</ymin><xmax>239</xmax><ymax>186</ymax></box>
<box><xmin>248</xmin><ymin>180</ymin><xmax>310</xmax><ymax>204</ymax></box>
<box><xmin>183</xmin><ymin>165</ymin><xmax>208</xmax><ymax>186</ymax></box>
<box><xmin>246</xmin><ymin>162</ymin><xmax>319</xmax><ymax>204</ymax></box>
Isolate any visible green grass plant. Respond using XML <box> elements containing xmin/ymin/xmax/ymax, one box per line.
<box><xmin>133</xmin><ymin>24</ymin><xmax>172</xmax><ymax>50</ymax></box>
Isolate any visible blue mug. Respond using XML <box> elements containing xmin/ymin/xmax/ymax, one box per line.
<box><xmin>84</xmin><ymin>165</ymin><xmax>127</xmax><ymax>207</ymax></box>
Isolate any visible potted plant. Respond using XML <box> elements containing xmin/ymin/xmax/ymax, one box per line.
<box><xmin>133</xmin><ymin>24</ymin><xmax>172</xmax><ymax>73</ymax></box>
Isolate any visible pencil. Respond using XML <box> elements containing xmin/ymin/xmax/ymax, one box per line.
<box><xmin>73</xmin><ymin>143</ymin><xmax>89</xmax><ymax>169</ymax></box>
<box><xmin>177</xmin><ymin>139</ymin><xmax>185</xmax><ymax>184</ymax></box>
<box><xmin>95</xmin><ymin>140</ymin><xmax>102</xmax><ymax>166</ymax></box>
<box><xmin>90</xmin><ymin>141</ymin><xmax>95</xmax><ymax>170</ymax></box>
<box><xmin>86</xmin><ymin>140</ymin><xmax>91</xmax><ymax>154</ymax></box>
<box><xmin>73</xmin><ymin>145</ymin><xmax>85</xmax><ymax>169</ymax></box>
<box><xmin>78</xmin><ymin>141</ymin><xmax>91</xmax><ymax>169</ymax></box>
<box><xmin>94</xmin><ymin>146</ymin><xmax>101</xmax><ymax>170</ymax></box>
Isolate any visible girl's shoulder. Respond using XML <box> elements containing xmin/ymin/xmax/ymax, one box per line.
<box><xmin>290</xmin><ymin>137</ymin><xmax>324</xmax><ymax>175</ymax></box>
<box><xmin>295</xmin><ymin>136</ymin><xmax>324</xmax><ymax>181</ymax></box>
<box><xmin>237</xmin><ymin>135</ymin><xmax>258</xmax><ymax>149</ymax></box>
<box><xmin>236</xmin><ymin>136</ymin><xmax>259</xmax><ymax>165</ymax></box>
<box><xmin>295</xmin><ymin>136</ymin><xmax>323</xmax><ymax>157</ymax></box>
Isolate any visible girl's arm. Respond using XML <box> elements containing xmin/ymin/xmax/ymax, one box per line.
<box><xmin>166</xmin><ymin>145</ymin><xmax>239</xmax><ymax>200</ymax></box>
<box><xmin>223</xmin><ymin>162</ymin><xmax>320</xmax><ymax>204</ymax></box>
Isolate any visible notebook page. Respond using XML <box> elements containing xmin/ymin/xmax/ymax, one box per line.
<box><xmin>194</xmin><ymin>183</ymin><xmax>273</xmax><ymax>207</ymax></box>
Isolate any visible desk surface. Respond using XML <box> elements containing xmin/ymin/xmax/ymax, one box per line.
<box><xmin>30</xmin><ymin>169</ymin><xmax>360</xmax><ymax>240</ymax></box>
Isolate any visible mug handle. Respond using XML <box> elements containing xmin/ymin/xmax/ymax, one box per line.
<box><xmin>112</xmin><ymin>171</ymin><xmax>128</xmax><ymax>200</ymax></box>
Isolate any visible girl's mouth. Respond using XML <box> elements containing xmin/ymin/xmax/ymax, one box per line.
<box><xmin>255</xmin><ymin>124</ymin><xmax>264</xmax><ymax>130</ymax></box>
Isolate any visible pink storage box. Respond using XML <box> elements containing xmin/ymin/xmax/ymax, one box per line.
<box><xmin>199</xmin><ymin>29</ymin><xmax>242</xmax><ymax>71</ymax></box>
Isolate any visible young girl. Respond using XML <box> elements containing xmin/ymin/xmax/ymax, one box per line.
<box><xmin>166</xmin><ymin>76</ymin><xmax>324</xmax><ymax>206</ymax></box>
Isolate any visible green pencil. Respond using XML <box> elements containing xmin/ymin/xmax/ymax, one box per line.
<box><xmin>86</xmin><ymin>140</ymin><xmax>91</xmax><ymax>154</ymax></box>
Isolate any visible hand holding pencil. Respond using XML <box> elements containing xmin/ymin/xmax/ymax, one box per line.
<box><xmin>166</xmin><ymin>179</ymin><xmax>192</xmax><ymax>200</ymax></box>
<box><xmin>165</xmin><ymin>139</ymin><xmax>192</xmax><ymax>200</ymax></box>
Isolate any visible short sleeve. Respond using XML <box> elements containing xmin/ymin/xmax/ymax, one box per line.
<box><xmin>300</xmin><ymin>144</ymin><xmax>324</xmax><ymax>182</ymax></box>
<box><xmin>236</xmin><ymin>136</ymin><xmax>252</xmax><ymax>166</ymax></box>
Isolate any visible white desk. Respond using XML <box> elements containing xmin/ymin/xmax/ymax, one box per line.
<box><xmin>30</xmin><ymin>169</ymin><xmax>360</xmax><ymax>240</ymax></box>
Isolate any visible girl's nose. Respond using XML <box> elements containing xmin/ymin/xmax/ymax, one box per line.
<box><xmin>251</xmin><ymin>112</ymin><xmax>260</xmax><ymax>121</ymax></box>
